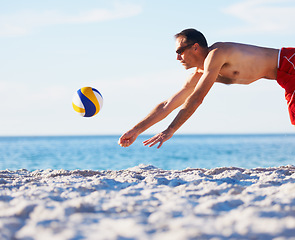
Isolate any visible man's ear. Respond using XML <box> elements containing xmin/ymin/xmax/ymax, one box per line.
<box><xmin>193</xmin><ymin>43</ymin><xmax>200</xmax><ymax>51</ymax></box>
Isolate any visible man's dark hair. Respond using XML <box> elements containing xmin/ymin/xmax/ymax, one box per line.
<box><xmin>175</xmin><ymin>28</ymin><xmax>208</xmax><ymax>48</ymax></box>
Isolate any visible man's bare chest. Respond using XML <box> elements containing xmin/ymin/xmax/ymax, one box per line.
<box><xmin>216</xmin><ymin>69</ymin><xmax>261</xmax><ymax>85</ymax></box>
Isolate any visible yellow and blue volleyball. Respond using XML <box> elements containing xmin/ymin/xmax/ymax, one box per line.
<box><xmin>72</xmin><ymin>87</ymin><xmax>103</xmax><ymax>117</ymax></box>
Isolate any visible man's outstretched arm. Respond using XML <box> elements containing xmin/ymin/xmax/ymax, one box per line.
<box><xmin>143</xmin><ymin>49</ymin><xmax>225</xmax><ymax>148</ymax></box>
<box><xmin>118</xmin><ymin>72</ymin><xmax>202</xmax><ymax>147</ymax></box>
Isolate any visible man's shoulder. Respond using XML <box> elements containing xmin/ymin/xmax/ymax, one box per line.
<box><xmin>204</xmin><ymin>42</ymin><xmax>248</xmax><ymax>68</ymax></box>
<box><xmin>209</xmin><ymin>42</ymin><xmax>240</xmax><ymax>53</ymax></box>
<box><xmin>208</xmin><ymin>42</ymin><xmax>264</xmax><ymax>59</ymax></box>
<box><xmin>210</xmin><ymin>42</ymin><xmax>276</xmax><ymax>53</ymax></box>
<box><xmin>206</xmin><ymin>42</ymin><xmax>232</xmax><ymax>61</ymax></box>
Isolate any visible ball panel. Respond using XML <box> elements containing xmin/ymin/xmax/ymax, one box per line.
<box><xmin>72</xmin><ymin>102</ymin><xmax>85</xmax><ymax>113</ymax></box>
<box><xmin>80</xmin><ymin>87</ymin><xmax>100</xmax><ymax>116</ymax></box>
<box><xmin>72</xmin><ymin>92</ymin><xmax>86</xmax><ymax>116</ymax></box>
<box><xmin>72</xmin><ymin>92</ymin><xmax>84</xmax><ymax>108</ymax></box>
<box><xmin>92</xmin><ymin>88</ymin><xmax>103</xmax><ymax>98</ymax></box>
<box><xmin>93</xmin><ymin>90</ymin><xmax>103</xmax><ymax>110</ymax></box>
<box><xmin>72</xmin><ymin>103</ymin><xmax>86</xmax><ymax>116</ymax></box>
<box><xmin>78</xmin><ymin>88</ymin><xmax>97</xmax><ymax>117</ymax></box>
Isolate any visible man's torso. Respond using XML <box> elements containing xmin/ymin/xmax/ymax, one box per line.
<box><xmin>208</xmin><ymin>42</ymin><xmax>279</xmax><ymax>85</ymax></box>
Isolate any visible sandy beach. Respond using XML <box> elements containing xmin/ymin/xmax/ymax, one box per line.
<box><xmin>1</xmin><ymin>164</ymin><xmax>295</xmax><ymax>240</ymax></box>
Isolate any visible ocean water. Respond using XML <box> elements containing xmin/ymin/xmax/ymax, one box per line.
<box><xmin>0</xmin><ymin>134</ymin><xmax>294</xmax><ymax>171</ymax></box>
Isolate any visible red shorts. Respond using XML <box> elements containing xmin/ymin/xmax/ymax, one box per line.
<box><xmin>277</xmin><ymin>47</ymin><xmax>295</xmax><ymax>125</ymax></box>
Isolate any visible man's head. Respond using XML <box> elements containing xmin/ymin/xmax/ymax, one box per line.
<box><xmin>175</xmin><ymin>29</ymin><xmax>208</xmax><ymax>69</ymax></box>
<box><xmin>175</xmin><ymin>28</ymin><xmax>208</xmax><ymax>48</ymax></box>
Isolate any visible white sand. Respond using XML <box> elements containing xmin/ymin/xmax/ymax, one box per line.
<box><xmin>1</xmin><ymin>164</ymin><xmax>295</xmax><ymax>240</ymax></box>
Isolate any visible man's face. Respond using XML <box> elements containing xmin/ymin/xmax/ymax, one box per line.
<box><xmin>175</xmin><ymin>37</ymin><xmax>196</xmax><ymax>70</ymax></box>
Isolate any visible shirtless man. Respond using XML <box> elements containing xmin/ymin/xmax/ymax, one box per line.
<box><xmin>118</xmin><ymin>28</ymin><xmax>295</xmax><ymax>148</ymax></box>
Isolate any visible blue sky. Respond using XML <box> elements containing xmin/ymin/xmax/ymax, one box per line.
<box><xmin>0</xmin><ymin>0</ymin><xmax>295</xmax><ymax>136</ymax></box>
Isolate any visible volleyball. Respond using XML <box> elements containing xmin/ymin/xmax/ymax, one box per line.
<box><xmin>72</xmin><ymin>87</ymin><xmax>103</xmax><ymax>117</ymax></box>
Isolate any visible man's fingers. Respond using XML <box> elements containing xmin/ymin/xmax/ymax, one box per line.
<box><xmin>142</xmin><ymin>137</ymin><xmax>154</xmax><ymax>146</ymax></box>
<box><xmin>157</xmin><ymin>141</ymin><xmax>164</xmax><ymax>149</ymax></box>
<box><xmin>142</xmin><ymin>130</ymin><xmax>172</xmax><ymax>148</ymax></box>
<box><xmin>148</xmin><ymin>140</ymin><xmax>159</xmax><ymax>147</ymax></box>
<box><xmin>143</xmin><ymin>136</ymin><xmax>157</xmax><ymax>145</ymax></box>
<box><xmin>122</xmin><ymin>142</ymin><xmax>130</xmax><ymax>147</ymax></box>
<box><xmin>118</xmin><ymin>137</ymin><xmax>131</xmax><ymax>147</ymax></box>
<box><xmin>143</xmin><ymin>135</ymin><xmax>163</xmax><ymax>148</ymax></box>
<box><xmin>118</xmin><ymin>130</ymin><xmax>138</xmax><ymax>147</ymax></box>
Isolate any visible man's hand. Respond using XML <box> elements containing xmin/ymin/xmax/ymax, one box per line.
<box><xmin>118</xmin><ymin>129</ymin><xmax>139</xmax><ymax>147</ymax></box>
<box><xmin>142</xmin><ymin>129</ymin><xmax>174</xmax><ymax>149</ymax></box>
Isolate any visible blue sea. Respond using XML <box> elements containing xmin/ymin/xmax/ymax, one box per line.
<box><xmin>0</xmin><ymin>134</ymin><xmax>294</xmax><ymax>171</ymax></box>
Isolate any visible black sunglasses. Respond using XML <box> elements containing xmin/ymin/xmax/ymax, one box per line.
<box><xmin>176</xmin><ymin>43</ymin><xmax>195</xmax><ymax>55</ymax></box>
